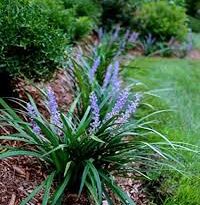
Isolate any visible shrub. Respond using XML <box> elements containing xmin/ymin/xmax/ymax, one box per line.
<box><xmin>0</xmin><ymin>0</ymin><xmax>99</xmax><ymax>80</ymax></box>
<box><xmin>98</xmin><ymin>0</ymin><xmax>140</xmax><ymax>28</ymax></box>
<box><xmin>35</xmin><ymin>0</ymin><xmax>98</xmax><ymax>42</ymax></box>
<box><xmin>135</xmin><ymin>1</ymin><xmax>188</xmax><ymax>41</ymax></box>
<box><xmin>69</xmin><ymin>17</ymin><xmax>95</xmax><ymax>41</ymax></box>
<box><xmin>188</xmin><ymin>16</ymin><xmax>200</xmax><ymax>33</ymax></box>
<box><xmin>62</xmin><ymin>0</ymin><xmax>101</xmax><ymax>22</ymax></box>
<box><xmin>186</xmin><ymin>0</ymin><xmax>200</xmax><ymax>18</ymax></box>
<box><xmin>161</xmin><ymin>0</ymin><xmax>186</xmax><ymax>7</ymax></box>
<box><xmin>0</xmin><ymin>0</ymin><xmax>67</xmax><ymax>80</ymax></box>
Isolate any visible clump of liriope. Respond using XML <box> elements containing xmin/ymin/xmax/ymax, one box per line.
<box><xmin>0</xmin><ymin>57</ymin><xmax>188</xmax><ymax>204</ymax></box>
<box><xmin>72</xmin><ymin>25</ymin><xmax>139</xmax><ymax>85</ymax></box>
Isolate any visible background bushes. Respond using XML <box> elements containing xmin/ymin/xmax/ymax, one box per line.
<box><xmin>38</xmin><ymin>0</ymin><xmax>100</xmax><ymax>41</ymax></box>
<box><xmin>186</xmin><ymin>0</ymin><xmax>200</xmax><ymax>18</ymax></box>
<box><xmin>0</xmin><ymin>0</ymin><xmax>192</xmax><ymax>81</ymax></box>
<box><xmin>185</xmin><ymin>0</ymin><xmax>200</xmax><ymax>32</ymax></box>
<box><xmin>0</xmin><ymin>0</ymin><xmax>99</xmax><ymax>80</ymax></box>
<box><xmin>98</xmin><ymin>0</ymin><xmax>138</xmax><ymax>28</ymax></box>
<box><xmin>135</xmin><ymin>1</ymin><xmax>188</xmax><ymax>41</ymax></box>
<box><xmin>0</xmin><ymin>0</ymin><xmax>67</xmax><ymax>80</ymax></box>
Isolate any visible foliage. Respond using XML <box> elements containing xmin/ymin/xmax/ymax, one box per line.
<box><xmin>139</xmin><ymin>34</ymin><xmax>157</xmax><ymax>56</ymax></box>
<box><xmin>62</xmin><ymin>0</ymin><xmax>101</xmax><ymax>22</ymax></box>
<box><xmin>32</xmin><ymin>0</ymin><xmax>98</xmax><ymax>42</ymax></box>
<box><xmin>188</xmin><ymin>16</ymin><xmax>200</xmax><ymax>33</ymax></box>
<box><xmin>71</xmin><ymin>26</ymin><xmax>139</xmax><ymax>87</ymax></box>
<box><xmin>70</xmin><ymin>17</ymin><xmax>94</xmax><ymax>41</ymax></box>
<box><xmin>0</xmin><ymin>0</ymin><xmax>99</xmax><ymax>80</ymax></box>
<box><xmin>135</xmin><ymin>1</ymin><xmax>188</xmax><ymax>41</ymax></box>
<box><xmin>0</xmin><ymin>56</ymin><xmax>186</xmax><ymax>204</ymax></box>
<box><xmin>98</xmin><ymin>0</ymin><xmax>139</xmax><ymax>28</ymax></box>
<box><xmin>186</xmin><ymin>0</ymin><xmax>200</xmax><ymax>18</ymax></box>
<box><xmin>167</xmin><ymin>0</ymin><xmax>185</xmax><ymax>7</ymax></box>
<box><xmin>0</xmin><ymin>0</ymin><xmax>67</xmax><ymax>80</ymax></box>
<box><xmin>138</xmin><ymin>33</ymin><xmax>192</xmax><ymax>57</ymax></box>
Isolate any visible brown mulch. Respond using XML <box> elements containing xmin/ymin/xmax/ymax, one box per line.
<box><xmin>0</xmin><ymin>154</ymin><xmax>47</xmax><ymax>205</ymax></box>
<box><xmin>0</xmin><ymin>141</ymin><xmax>150</xmax><ymax>205</ymax></box>
<box><xmin>117</xmin><ymin>177</ymin><xmax>150</xmax><ymax>205</ymax></box>
<box><xmin>186</xmin><ymin>49</ymin><xmax>200</xmax><ymax>60</ymax></box>
<box><xmin>12</xmin><ymin>69</ymin><xmax>74</xmax><ymax>113</ymax></box>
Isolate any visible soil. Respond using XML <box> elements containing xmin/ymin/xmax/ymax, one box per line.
<box><xmin>12</xmin><ymin>69</ymin><xmax>74</xmax><ymax>112</ymax></box>
<box><xmin>0</xmin><ymin>145</ymin><xmax>150</xmax><ymax>205</ymax></box>
<box><xmin>186</xmin><ymin>49</ymin><xmax>200</xmax><ymax>60</ymax></box>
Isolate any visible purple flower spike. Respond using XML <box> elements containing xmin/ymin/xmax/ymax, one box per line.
<box><xmin>76</xmin><ymin>46</ymin><xmax>83</xmax><ymax>62</ymax></box>
<box><xmin>116</xmin><ymin>93</ymin><xmax>141</xmax><ymax>124</ymax></box>
<box><xmin>89</xmin><ymin>92</ymin><xmax>101</xmax><ymax>133</ymax></box>
<box><xmin>98</xmin><ymin>27</ymin><xmax>104</xmax><ymax>40</ymax></box>
<box><xmin>146</xmin><ymin>34</ymin><xmax>156</xmax><ymax>45</ymax></box>
<box><xmin>106</xmin><ymin>89</ymin><xmax>129</xmax><ymax>121</ymax></box>
<box><xmin>102</xmin><ymin>64</ymin><xmax>113</xmax><ymax>90</ymax></box>
<box><xmin>112</xmin><ymin>24</ymin><xmax>121</xmax><ymax>41</ymax></box>
<box><xmin>89</xmin><ymin>56</ymin><xmax>101</xmax><ymax>84</ymax></box>
<box><xmin>128</xmin><ymin>32</ymin><xmax>139</xmax><ymax>43</ymax></box>
<box><xmin>186</xmin><ymin>31</ymin><xmax>193</xmax><ymax>52</ymax></box>
<box><xmin>27</xmin><ymin>103</ymin><xmax>41</xmax><ymax>136</ymax></box>
<box><xmin>47</xmin><ymin>87</ymin><xmax>62</xmax><ymax>134</ymax></box>
<box><xmin>124</xmin><ymin>29</ymin><xmax>131</xmax><ymax>41</ymax></box>
<box><xmin>111</xmin><ymin>61</ymin><xmax>121</xmax><ymax>91</ymax></box>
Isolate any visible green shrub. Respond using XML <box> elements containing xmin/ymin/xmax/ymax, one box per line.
<box><xmin>0</xmin><ymin>0</ymin><xmax>98</xmax><ymax>80</ymax></box>
<box><xmin>0</xmin><ymin>0</ymin><xmax>67</xmax><ymax>80</ymax></box>
<box><xmin>65</xmin><ymin>16</ymin><xmax>94</xmax><ymax>42</ymax></box>
<box><xmin>163</xmin><ymin>0</ymin><xmax>186</xmax><ymax>7</ymax></box>
<box><xmin>98</xmin><ymin>0</ymin><xmax>139</xmax><ymax>28</ymax></box>
<box><xmin>186</xmin><ymin>0</ymin><xmax>200</xmax><ymax>18</ymax></box>
<box><xmin>62</xmin><ymin>0</ymin><xmax>101</xmax><ymax>22</ymax></box>
<box><xmin>135</xmin><ymin>1</ymin><xmax>188</xmax><ymax>41</ymax></box>
<box><xmin>36</xmin><ymin>0</ymin><xmax>98</xmax><ymax>42</ymax></box>
<box><xmin>188</xmin><ymin>16</ymin><xmax>200</xmax><ymax>33</ymax></box>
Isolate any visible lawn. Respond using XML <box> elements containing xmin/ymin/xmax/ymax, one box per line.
<box><xmin>123</xmin><ymin>57</ymin><xmax>200</xmax><ymax>205</ymax></box>
<box><xmin>193</xmin><ymin>33</ymin><xmax>200</xmax><ymax>50</ymax></box>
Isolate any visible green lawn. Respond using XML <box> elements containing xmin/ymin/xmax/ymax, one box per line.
<box><xmin>193</xmin><ymin>33</ymin><xmax>200</xmax><ymax>50</ymax></box>
<box><xmin>123</xmin><ymin>57</ymin><xmax>200</xmax><ymax>205</ymax></box>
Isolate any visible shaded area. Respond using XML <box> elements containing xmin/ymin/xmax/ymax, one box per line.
<box><xmin>0</xmin><ymin>72</ymin><xmax>15</xmax><ymax>98</ymax></box>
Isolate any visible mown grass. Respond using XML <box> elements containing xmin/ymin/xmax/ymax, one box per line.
<box><xmin>123</xmin><ymin>57</ymin><xmax>200</xmax><ymax>205</ymax></box>
<box><xmin>192</xmin><ymin>32</ymin><xmax>200</xmax><ymax>50</ymax></box>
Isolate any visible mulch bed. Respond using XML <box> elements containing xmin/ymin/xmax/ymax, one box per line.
<box><xmin>12</xmin><ymin>69</ymin><xmax>74</xmax><ymax>113</ymax></box>
<box><xmin>0</xmin><ymin>155</ymin><xmax>46</xmax><ymax>205</ymax></box>
<box><xmin>187</xmin><ymin>49</ymin><xmax>200</xmax><ymax>60</ymax></box>
<box><xmin>0</xmin><ymin>154</ymin><xmax>150</xmax><ymax>205</ymax></box>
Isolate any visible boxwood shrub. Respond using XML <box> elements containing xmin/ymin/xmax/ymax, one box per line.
<box><xmin>0</xmin><ymin>0</ymin><xmax>67</xmax><ymax>80</ymax></box>
<box><xmin>0</xmin><ymin>0</ymin><xmax>99</xmax><ymax>80</ymax></box>
<box><xmin>135</xmin><ymin>1</ymin><xmax>188</xmax><ymax>41</ymax></box>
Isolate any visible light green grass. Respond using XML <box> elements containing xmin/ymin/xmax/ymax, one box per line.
<box><xmin>192</xmin><ymin>33</ymin><xmax>200</xmax><ymax>50</ymax></box>
<box><xmin>123</xmin><ymin>57</ymin><xmax>200</xmax><ymax>205</ymax></box>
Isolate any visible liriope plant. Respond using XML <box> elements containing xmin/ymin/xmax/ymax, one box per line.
<box><xmin>71</xmin><ymin>26</ymin><xmax>139</xmax><ymax>86</ymax></box>
<box><xmin>0</xmin><ymin>54</ymin><xmax>193</xmax><ymax>204</ymax></box>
